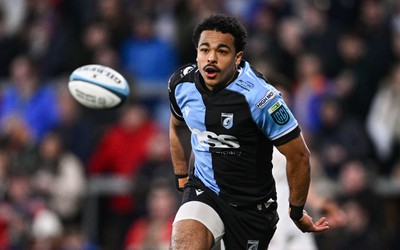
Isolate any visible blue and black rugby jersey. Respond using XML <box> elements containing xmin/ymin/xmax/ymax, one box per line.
<box><xmin>168</xmin><ymin>60</ymin><xmax>301</xmax><ymax>206</ymax></box>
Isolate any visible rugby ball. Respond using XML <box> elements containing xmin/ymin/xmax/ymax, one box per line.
<box><xmin>68</xmin><ymin>64</ymin><xmax>130</xmax><ymax>109</ymax></box>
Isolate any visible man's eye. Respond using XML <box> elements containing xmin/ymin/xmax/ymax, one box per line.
<box><xmin>219</xmin><ymin>50</ymin><xmax>228</xmax><ymax>54</ymax></box>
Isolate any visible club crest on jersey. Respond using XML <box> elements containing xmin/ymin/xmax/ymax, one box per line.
<box><xmin>221</xmin><ymin>113</ymin><xmax>233</xmax><ymax>129</ymax></box>
<box><xmin>268</xmin><ymin>100</ymin><xmax>290</xmax><ymax>125</ymax></box>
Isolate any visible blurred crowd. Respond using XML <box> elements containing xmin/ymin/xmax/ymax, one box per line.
<box><xmin>0</xmin><ymin>0</ymin><xmax>400</xmax><ymax>249</ymax></box>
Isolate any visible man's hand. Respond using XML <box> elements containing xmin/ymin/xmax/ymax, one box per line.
<box><xmin>291</xmin><ymin>210</ymin><xmax>330</xmax><ymax>233</ymax></box>
<box><xmin>320</xmin><ymin>199</ymin><xmax>347</xmax><ymax>227</ymax></box>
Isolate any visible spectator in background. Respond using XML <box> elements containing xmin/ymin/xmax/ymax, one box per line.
<box><xmin>79</xmin><ymin>21</ymin><xmax>113</xmax><ymax>66</ymax></box>
<box><xmin>0</xmin><ymin>112</ymin><xmax>37</xmax><ymax>175</ymax></box>
<box><xmin>314</xmin><ymin>96</ymin><xmax>371</xmax><ymax>179</ymax></box>
<box><xmin>366</xmin><ymin>62</ymin><xmax>400</xmax><ymax>175</ymax></box>
<box><xmin>134</xmin><ymin>132</ymin><xmax>174</xmax><ymax>215</ymax></box>
<box><xmin>151</xmin><ymin>0</ymin><xmax>179</xmax><ymax>46</ymax></box>
<box><xmin>124</xmin><ymin>179</ymin><xmax>178</xmax><ymax>250</ymax></box>
<box><xmin>120</xmin><ymin>12</ymin><xmax>178</xmax><ymax>128</ymax></box>
<box><xmin>332</xmin><ymin>200</ymin><xmax>380</xmax><ymax>250</ymax></box>
<box><xmin>120</xmin><ymin>13</ymin><xmax>178</xmax><ymax>102</ymax></box>
<box><xmin>94</xmin><ymin>0</ymin><xmax>130</xmax><ymax>49</ymax></box>
<box><xmin>31</xmin><ymin>130</ymin><xmax>86</xmax><ymax>227</ymax></box>
<box><xmin>245</xmin><ymin>5</ymin><xmax>278</xmax><ymax>64</ymax></box>
<box><xmin>0</xmin><ymin>174</ymin><xmax>60</xmax><ymax>249</ymax></box>
<box><xmin>174</xmin><ymin>0</ymin><xmax>224</xmax><ymax>65</ymax></box>
<box><xmin>356</xmin><ymin>0</ymin><xmax>392</xmax><ymax>103</ymax></box>
<box><xmin>87</xmin><ymin>102</ymin><xmax>160</xmax><ymax>249</ymax></box>
<box><xmin>291</xmin><ymin>52</ymin><xmax>333</xmax><ymax>142</ymax></box>
<box><xmin>0</xmin><ymin>55</ymin><xmax>60</xmax><ymax>143</ymax></box>
<box><xmin>274</xmin><ymin>17</ymin><xmax>305</xmax><ymax>82</ymax></box>
<box><xmin>327</xmin><ymin>160</ymin><xmax>383</xmax><ymax>250</ymax></box>
<box><xmin>332</xmin><ymin>70</ymin><xmax>358</xmax><ymax>117</ymax></box>
<box><xmin>337</xmin><ymin>160</ymin><xmax>376</xmax><ymax>200</ymax></box>
<box><xmin>0</xmin><ymin>55</ymin><xmax>61</xmax><ymax>175</ymax></box>
<box><xmin>333</xmin><ymin>31</ymin><xmax>370</xmax><ymax>119</ymax></box>
<box><xmin>299</xmin><ymin>3</ymin><xmax>340</xmax><ymax>77</ymax></box>
<box><xmin>20</xmin><ymin>0</ymin><xmax>76</xmax><ymax>77</ymax></box>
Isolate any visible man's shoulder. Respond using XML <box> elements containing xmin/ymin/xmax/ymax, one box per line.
<box><xmin>168</xmin><ymin>64</ymin><xmax>197</xmax><ymax>90</ymax></box>
<box><xmin>230</xmin><ymin>61</ymin><xmax>277</xmax><ymax>101</ymax></box>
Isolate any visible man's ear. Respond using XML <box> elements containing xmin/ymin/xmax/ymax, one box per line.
<box><xmin>235</xmin><ymin>51</ymin><xmax>243</xmax><ymax>65</ymax></box>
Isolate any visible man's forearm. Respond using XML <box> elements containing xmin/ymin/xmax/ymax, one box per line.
<box><xmin>277</xmin><ymin>133</ymin><xmax>311</xmax><ymax>207</ymax></box>
<box><xmin>286</xmin><ymin>158</ymin><xmax>310</xmax><ymax>207</ymax></box>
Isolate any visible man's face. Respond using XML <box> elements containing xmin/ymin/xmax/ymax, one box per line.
<box><xmin>196</xmin><ymin>30</ymin><xmax>243</xmax><ymax>91</ymax></box>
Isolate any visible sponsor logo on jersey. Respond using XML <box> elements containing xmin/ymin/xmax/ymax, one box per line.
<box><xmin>184</xmin><ymin>106</ymin><xmax>191</xmax><ymax>117</ymax></box>
<box><xmin>191</xmin><ymin>128</ymin><xmax>240</xmax><ymax>149</ymax></box>
<box><xmin>221</xmin><ymin>113</ymin><xmax>233</xmax><ymax>129</ymax></box>
<box><xmin>246</xmin><ymin>240</ymin><xmax>259</xmax><ymax>250</ymax></box>
<box><xmin>210</xmin><ymin>148</ymin><xmax>242</xmax><ymax>156</ymax></box>
<box><xmin>268</xmin><ymin>100</ymin><xmax>290</xmax><ymax>125</ymax></box>
<box><xmin>195</xmin><ymin>189</ymin><xmax>204</xmax><ymax>196</ymax></box>
<box><xmin>235</xmin><ymin>79</ymin><xmax>254</xmax><ymax>91</ymax></box>
<box><xmin>181</xmin><ymin>65</ymin><xmax>195</xmax><ymax>77</ymax></box>
<box><xmin>256</xmin><ymin>90</ymin><xmax>276</xmax><ymax>108</ymax></box>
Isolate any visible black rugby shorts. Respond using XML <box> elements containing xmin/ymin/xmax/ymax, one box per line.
<box><xmin>181</xmin><ymin>176</ymin><xmax>279</xmax><ymax>249</ymax></box>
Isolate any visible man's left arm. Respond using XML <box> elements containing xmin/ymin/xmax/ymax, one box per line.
<box><xmin>277</xmin><ymin>133</ymin><xmax>330</xmax><ymax>233</ymax></box>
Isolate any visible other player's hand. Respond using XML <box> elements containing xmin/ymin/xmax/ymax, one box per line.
<box><xmin>292</xmin><ymin>210</ymin><xmax>329</xmax><ymax>233</ymax></box>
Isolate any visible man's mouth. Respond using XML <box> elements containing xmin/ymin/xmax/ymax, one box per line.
<box><xmin>204</xmin><ymin>66</ymin><xmax>219</xmax><ymax>79</ymax></box>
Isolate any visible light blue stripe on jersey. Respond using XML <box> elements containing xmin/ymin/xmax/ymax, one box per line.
<box><xmin>227</xmin><ymin>61</ymin><xmax>298</xmax><ymax>142</ymax></box>
<box><xmin>174</xmin><ymin>82</ymin><xmax>220</xmax><ymax>194</ymax></box>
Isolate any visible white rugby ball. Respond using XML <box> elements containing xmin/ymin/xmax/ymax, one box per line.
<box><xmin>68</xmin><ymin>64</ymin><xmax>130</xmax><ymax>109</ymax></box>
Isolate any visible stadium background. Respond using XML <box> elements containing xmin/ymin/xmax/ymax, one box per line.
<box><xmin>0</xmin><ymin>0</ymin><xmax>399</xmax><ymax>249</ymax></box>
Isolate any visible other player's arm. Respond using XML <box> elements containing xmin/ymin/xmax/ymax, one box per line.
<box><xmin>277</xmin><ymin>133</ymin><xmax>329</xmax><ymax>233</ymax></box>
<box><xmin>169</xmin><ymin>115</ymin><xmax>192</xmax><ymax>192</ymax></box>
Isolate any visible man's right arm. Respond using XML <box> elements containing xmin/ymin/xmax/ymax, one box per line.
<box><xmin>169</xmin><ymin>115</ymin><xmax>192</xmax><ymax>191</ymax></box>
<box><xmin>277</xmin><ymin>133</ymin><xmax>330</xmax><ymax>233</ymax></box>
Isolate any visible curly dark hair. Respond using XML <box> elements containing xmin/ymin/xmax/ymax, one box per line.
<box><xmin>192</xmin><ymin>14</ymin><xmax>247</xmax><ymax>52</ymax></box>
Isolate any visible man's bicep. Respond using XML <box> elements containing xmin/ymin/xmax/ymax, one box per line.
<box><xmin>170</xmin><ymin>114</ymin><xmax>186</xmax><ymax>127</ymax></box>
<box><xmin>169</xmin><ymin>115</ymin><xmax>192</xmax><ymax>172</ymax></box>
<box><xmin>169</xmin><ymin>115</ymin><xmax>190</xmax><ymax>149</ymax></box>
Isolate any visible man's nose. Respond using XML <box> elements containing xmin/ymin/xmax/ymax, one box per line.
<box><xmin>207</xmin><ymin>51</ymin><xmax>217</xmax><ymax>63</ymax></box>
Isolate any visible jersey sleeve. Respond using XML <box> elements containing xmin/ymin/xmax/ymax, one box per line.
<box><xmin>252</xmin><ymin>88</ymin><xmax>301</xmax><ymax>146</ymax></box>
<box><xmin>168</xmin><ymin>64</ymin><xmax>195</xmax><ymax>121</ymax></box>
<box><xmin>169</xmin><ymin>83</ymin><xmax>184</xmax><ymax>121</ymax></box>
